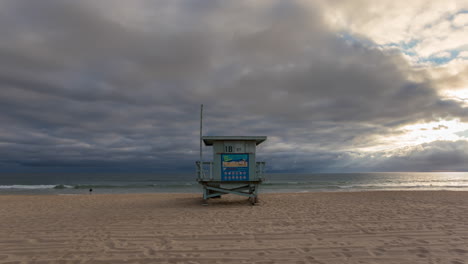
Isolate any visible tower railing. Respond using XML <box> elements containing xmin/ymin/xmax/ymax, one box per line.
<box><xmin>256</xmin><ymin>162</ymin><xmax>266</xmax><ymax>181</ymax></box>
<box><xmin>196</xmin><ymin>161</ymin><xmax>213</xmax><ymax>181</ymax></box>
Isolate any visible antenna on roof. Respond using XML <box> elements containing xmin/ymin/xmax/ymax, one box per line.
<box><xmin>199</xmin><ymin>104</ymin><xmax>204</xmax><ymax>177</ymax></box>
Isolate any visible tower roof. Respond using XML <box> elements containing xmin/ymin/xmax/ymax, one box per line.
<box><xmin>202</xmin><ymin>136</ymin><xmax>267</xmax><ymax>146</ymax></box>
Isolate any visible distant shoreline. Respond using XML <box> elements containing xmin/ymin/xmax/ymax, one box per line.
<box><xmin>2</xmin><ymin>171</ymin><xmax>468</xmax><ymax>195</ymax></box>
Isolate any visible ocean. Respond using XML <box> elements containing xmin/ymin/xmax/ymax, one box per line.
<box><xmin>1</xmin><ymin>172</ymin><xmax>468</xmax><ymax>195</ymax></box>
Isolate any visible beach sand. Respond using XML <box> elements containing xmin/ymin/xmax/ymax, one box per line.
<box><xmin>1</xmin><ymin>191</ymin><xmax>468</xmax><ymax>264</ymax></box>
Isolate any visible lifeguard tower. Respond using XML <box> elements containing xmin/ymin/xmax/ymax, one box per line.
<box><xmin>196</xmin><ymin>136</ymin><xmax>267</xmax><ymax>205</ymax></box>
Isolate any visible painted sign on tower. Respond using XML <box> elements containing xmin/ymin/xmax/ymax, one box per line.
<box><xmin>221</xmin><ymin>154</ymin><xmax>249</xmax><ymax>181</ymax></box>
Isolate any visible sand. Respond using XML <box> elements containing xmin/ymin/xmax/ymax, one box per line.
<box><xmin>1</xmin><ymin>191</ymin><xmax>468</xmax><ymax>264</ymax></box>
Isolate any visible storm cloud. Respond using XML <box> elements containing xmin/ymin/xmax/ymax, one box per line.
<box><xmin>1</xmin><ymin>0</ymin><xmax>467</xmax><ymax>172</ymax></box>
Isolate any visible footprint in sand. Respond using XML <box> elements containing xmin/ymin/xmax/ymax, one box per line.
<box><xmin>416</xmin><ymin>239</ymin><xmax>429</xmax><ymax>244</ymax></box>
<box><xmin>376</xmin><ymin>247</ymin><xmax>386</xmax><ymax>252</ymax></box>
<box><xmin>146</xmin><ymin>248</ymin><xmax>156</xmax><ymax>256</ymax></box>
<box><xmin>450</xmin><ymin>249</ymin><xmax>468</xmax><ymax>255</ymax></box>
<box><xmin>415</xmin><ymin>247</ymin><xmax>429</xmax><ymax>258</ymax></box>
<box><xmin>373</xmin><ymin>247</ymin><xmax>386</xmax><ymax>256</ymax></box>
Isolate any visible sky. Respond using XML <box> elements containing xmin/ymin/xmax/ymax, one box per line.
<box><xmin>1</xmin><ymin>0</ymin><xmax>468</xmax><ymax>173</ymax></box>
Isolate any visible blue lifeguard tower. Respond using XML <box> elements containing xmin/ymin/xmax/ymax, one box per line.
<box><xmin>196</xmin><ymin>136</ymin><xmax>267</xmax><ymax>205</ymax></box>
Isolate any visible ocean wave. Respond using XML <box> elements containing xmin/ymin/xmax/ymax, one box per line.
<box><xmin>0</xmin><ymin>183</ymin><xmax>198</xmax><ymax>190</ymax></box>
<box><xmin>72</xmin><ymin>183</ymin><xmax>198</xmax><ymax>189</ymax></box>
<box><xmin>337</xmin><ymin>184</ymin><xmax>468</xmax><ymax>190</ymax></box>
<box><xmin>54</xmin><ymin>184</ymin><xmax>73</xmax><ymax>189</ymax></box>
<box><xmin>0</xmin><ymin>185</ymin><xmax>59</xmax><ymax>190</ymax></box>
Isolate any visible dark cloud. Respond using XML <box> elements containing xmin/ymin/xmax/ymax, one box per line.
<box><xmin>0</xmin><ymin>0</ymin><xmax>467</xmax><ymax>172</ymax></box>
<box><xmin>259</xmin><ymin>140</ymin><xmax>468</xmax><ymax>173</ymax></box>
